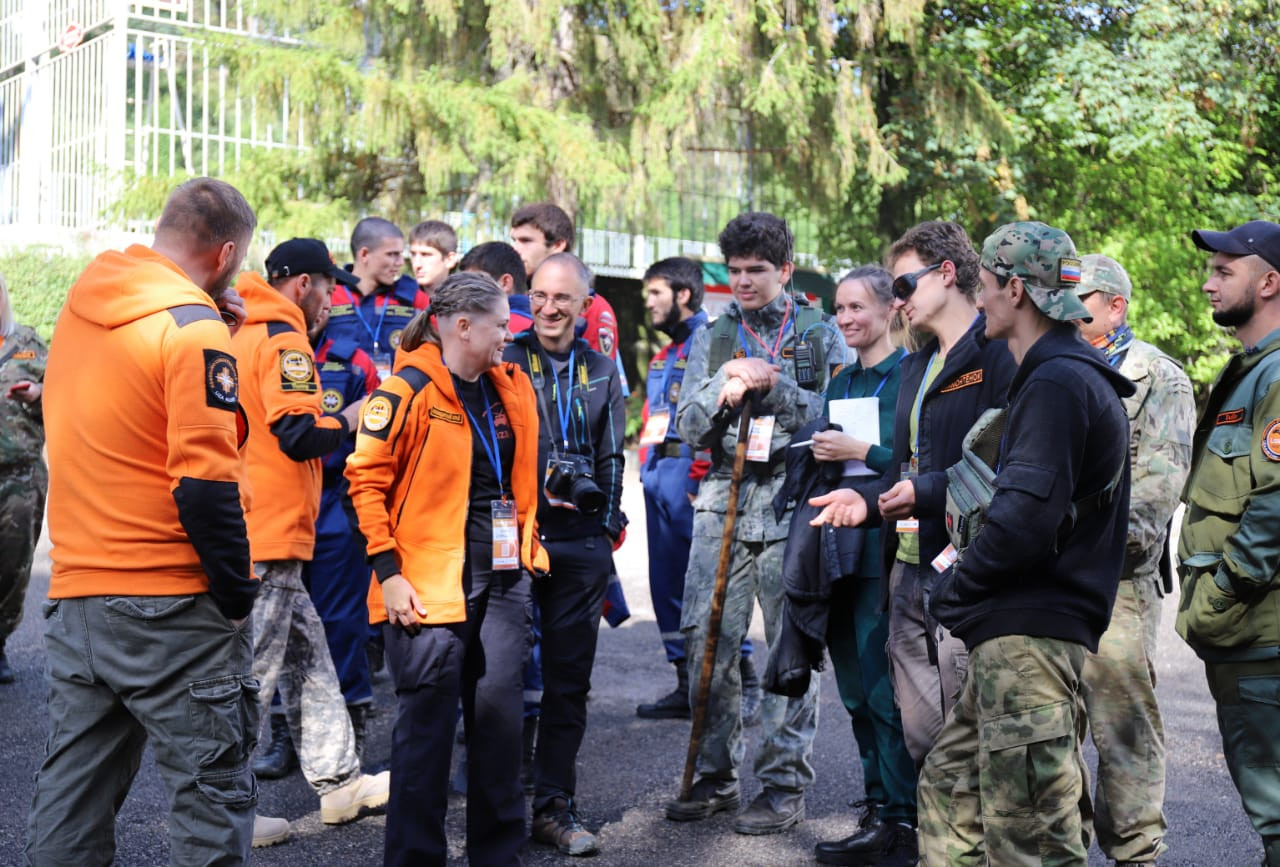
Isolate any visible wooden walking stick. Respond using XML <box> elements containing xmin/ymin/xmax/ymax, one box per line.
<box><xmin>679</xmin><ymin>397</ymin><xmax>755</xmax><ymax>801</ymax></box>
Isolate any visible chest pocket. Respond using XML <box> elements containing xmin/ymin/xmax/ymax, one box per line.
<box><xmin>1190</xmin><ymin>423</ymin><xmax>1253</xmax><ymax>514</ymax></box>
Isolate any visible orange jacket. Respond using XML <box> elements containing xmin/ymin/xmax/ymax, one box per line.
<box><xmin>346</xmin><ymin>342</ymin><xmax>549</xmax><ymax>625</ymax></box>
<box><xmin>232</xmin><ymin>273</ymin><xmax>346</xmax><ymax>562</ymax></box>
<box><xmin>44</xmin><ymin>245</ymin><xmax>256</xmax><ymax>616</ymax></box>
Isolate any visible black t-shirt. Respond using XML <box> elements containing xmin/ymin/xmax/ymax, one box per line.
<box><xmin>454</xmin><ymin>375</ymin><xmax>516</xmax><ymax>542</ymax></box>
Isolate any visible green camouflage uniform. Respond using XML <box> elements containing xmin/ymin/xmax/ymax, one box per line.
<box><xmin>1179</xmin><ymin>326</ymin><xmax>1280</xmax><ymax>867</ymax></box>
<box><xmin>674</xmin><ymin>292</ymin><xmax>844</xmax><ymax>793</ymax></box>
<box><xmin>1075</xmin><ymin>256</ymin><xmax>1195</xmax><ymax>863</ymax></box>
<box><xmin>920</xmin><ymin>222</ymin><xmax>1119</xmax><ymax>866</ymax></box>
<box><xmin>0</xmin><ymin>324</ymin><xmax>48</xmax><ymax>645</ymax></box>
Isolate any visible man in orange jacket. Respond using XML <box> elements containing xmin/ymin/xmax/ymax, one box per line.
<box><xmin>27</xmin><ymin>178</ymin><xmax>291</xmax><ymax>862</ymax></box>
<box><xmin>233</xmin><ymin>238</ymin><xmax>389</xmax><ymax>828</ymax></box>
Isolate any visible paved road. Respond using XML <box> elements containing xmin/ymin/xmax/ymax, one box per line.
<box><xmin>0</xmin><ymin>452</ymin><xmax>1264</xmax><ymax>865</ymax></box>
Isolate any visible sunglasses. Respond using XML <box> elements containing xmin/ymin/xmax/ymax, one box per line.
<box><xmin>892</xmin><ymin>262</ymin><xmax>944</xmax><ymax>301</ymax></box>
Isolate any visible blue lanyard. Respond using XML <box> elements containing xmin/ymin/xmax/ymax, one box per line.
<box><xmin>343</xmin><ymin>286</ymin><xmax>392</xmax><ymax>353</ymax></box>
<box><xmin>455</xmin><ymin>376</ymin><xmax>506</xmax><ymax>496</ymax></box>
<box><xmin>552</xmin><ymin>348</ymin><xmax>576</xmax><ymax>451</ymax></box>
<box><xmin>658</xmin><ymin>321</ymin><xmax>704</xmax><ymax>411</ymax></box>
<box><xmin>846</xmin><ymin>348</ymin><xmax>905</xmax><ymax>400</ymax></box>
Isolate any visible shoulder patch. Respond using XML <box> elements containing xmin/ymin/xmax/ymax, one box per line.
<box><xmin>11</xmin><ymin>349</ymin><xmax>36</xmax><ymax>360</ymax></box>
<box><xmin>1216</xmin><ymin>408</ymin><xmax>1246</xmax><ymax>426</ymax></box>
<box><xmin>360</xmin><ymin>392</ymin><xmax>399</xmax><ymax>440</ymax></box>
<box><xmin>429</xmin><ymin>406</ymin><xmax>464</xmax><ymax>425</ymax></box>
<box><xmin>204</xmin><ymin>349</ymin><xmax>239</xmax><ymax>410</ymax></box>
<box><xmin>598</xmin><ymin>327</ymin><xmax>615</xmax><ymax>357</ymax></box>
<box><xmin>321</xmin><ymin>388</ymin><xmax>345</xmax><ymax>413</ymax></box>
<box><xmin>278</xmin><ymin>348</ymin><xmax>317</xmax><ymax>393</ymax></box>
<box><xmin>941</xmin><ymin>369</ymin><xmax>984</xmax><ymax>393</ymax></box>
<box><xmin>1263</xmin><ymin>419</ymin><xmax>1280</xmax><ymax>462</ymax></box>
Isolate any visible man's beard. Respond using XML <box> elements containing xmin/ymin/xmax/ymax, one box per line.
<box><xmin>656</xmin><ymin>304</ymin><xmax>682</xmax><ymax>336</ymax></box>
<box><xmin>1212</xmin><ymin>291</ymin><xmax>1255</xmax><ymax>329</ymax></box>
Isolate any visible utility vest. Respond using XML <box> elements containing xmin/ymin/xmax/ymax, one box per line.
<box><xmin>706</xmin><ymin>300</ymin><xmax>826</xmax><ymax>387</ymax></box>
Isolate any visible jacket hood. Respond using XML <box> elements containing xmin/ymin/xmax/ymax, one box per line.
<box><xmin>67</xmin><ymin>244</ymin><xmax>217</xmax><ymax>329</ymax></box>
<box><xmin>237</xmin><ymin>272</ymin><xmax>305</xmax><ymax>332</ymax></box>
<box><xmin>1013</xmin><ymin>325</ymin><xmax>1136</xmax><ymax>401</ymax></box>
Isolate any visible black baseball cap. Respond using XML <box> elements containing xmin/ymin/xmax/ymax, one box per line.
<box><xmin>265</xmin><ymin>238</ymin><xmax>359</xmax><ymax>287</ymax></box>
<box><xmin>1191</xmin><ymin>220</ymin><xmax>1280</xmax><ymax>272</ymax></box>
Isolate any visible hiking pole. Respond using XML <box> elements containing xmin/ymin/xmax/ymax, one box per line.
<box><xmin>679</xmin><ymin>396</ymin><xmax>755</xmax><ymax>800</ymax></box>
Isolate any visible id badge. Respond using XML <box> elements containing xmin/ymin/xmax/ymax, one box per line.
<box><xmin>639</xmin><ymin>411</ymin><xmax>670</xmax><ymax>446</ymax></box>
<box><xmin>491</xmin><ymin>500</ymin><xmax>519</xmax><ymax>571</ymax></box>
<box><xmin>896</xmin><ymin>518</ymin><xmax>920</xmax><ymax>533</ymax></box>
<box><xmin>745</xmin><ymin>415</ymin><xmax>775</xmax><ymax>462</ymax></box>
<box><xmin>373</xmin><ymin>351</ymin><xmax>393</xmax><ymax>383</ymax></box>
<box><xmin>931</xmin><ymin>543</ymin><xmax>958</xmax><ymax>573</ymax></box>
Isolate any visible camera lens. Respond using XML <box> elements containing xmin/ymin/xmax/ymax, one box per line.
<box><xmin>570</xmin><ymin>477</ymin><xmax>606</xmax><ymax>515</ymax></box>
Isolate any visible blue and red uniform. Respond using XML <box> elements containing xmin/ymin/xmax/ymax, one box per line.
<box><xmin>326</xmin><ymin>274</ymin><xmax>427</xmax><ymax>372</ymax></box>
<box><xmin>305</xmin><ymin>334</ymin><xmax>381</xmax><ymax>706</ymax></box>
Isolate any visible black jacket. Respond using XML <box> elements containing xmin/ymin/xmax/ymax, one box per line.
<box><xmin>504</xmin><ymin>333</ymin><xmax>626</xmax><ymax>542</ymax></box>
<box><xmin>929</xmin><ymin>325</ymin><xmax>1135</xmax><ymax>652</ymax></box>
<box><xmin>854</xmin><ymin>314</ymin><xmax>1016</xmax><ymax>578</ymax></box>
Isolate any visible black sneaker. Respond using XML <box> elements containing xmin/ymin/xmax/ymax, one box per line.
<box><xmin>531</xmin><ymin>797</ymin><xmax>599</xmax><ymax>856</ymax></box>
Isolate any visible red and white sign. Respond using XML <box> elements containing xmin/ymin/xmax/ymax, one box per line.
<box><xmin>58</xmin><ymin>22</ymin><xmax>85</xmax><ymax>53</ymax></box>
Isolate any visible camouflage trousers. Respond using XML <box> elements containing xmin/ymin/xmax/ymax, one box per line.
<box><xmin>251</xmin><ymin>560</ymin><xmax>359</xmax><ymax>796</ymax></box>
<box><xmin>681</xmin><ymin>514</ymin><xmax>818</xmax><ymax>792</ymax></box>
<box><xmin>1081</xmin><ymin>576</ymin><xmax>1167</xmax><ymax>862</ymax></box>
<box><xmin>918</xmin><ymin>635</ymin><xmax>1091</xmax><ymax>866</ymax></box>
<box><xmin>0</xmin><ymin>460</ymin><xmax>47</xmax><ymax>644</ymax></box>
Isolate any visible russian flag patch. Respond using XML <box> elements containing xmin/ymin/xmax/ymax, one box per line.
<box><xmin>1059</xmin><ymin>257</ymin><xmax>1082</xmax><ymax>284</ymax></box>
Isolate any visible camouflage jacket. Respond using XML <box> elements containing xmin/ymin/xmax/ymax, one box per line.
<box><xmin>675</xmin><ymin>293</ymin><xmax>845</xmax><ymax>541</ymax></box>
<box><xmin>0</xmin><ymin>324</ymin><xmax>47</xmax><ymax>466</ymax></box>
<box><xmin>1120</xmin><ymin>339</ymin><xmax>1194</xmax><ymax>583</ymax></box>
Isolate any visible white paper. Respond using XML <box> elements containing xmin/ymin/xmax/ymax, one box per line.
<box><xmin>827</xmin><ymin>397</ymin><xmax>881</xmax><ymax>477</ymax></box>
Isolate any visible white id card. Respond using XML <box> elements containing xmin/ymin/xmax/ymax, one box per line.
<box><xmin>896</xmin><ymin>518</ymin><xmax>920</xmax><ymax>533</ymax></box>
<box><xmin>491</xmin><ymin>500</ymin><xmax>519</xmax><ymax>570</ymax></box>
<box><xmin>373</xmin><ymin>351</ymin><xmax>393</xmax><ymax>383</ymax></box>
<box><xmin>639</xmin><ymin>411</ymin><xmax>670</xmax><ymax>446</ymax></box>
<box><xmin>931</xmin><ymin>543</ymin><xmax>958</xmax><ymax>573</ymax></box>
<box><xmin>745</xmin><ymin>415</ymin><xmax>776</xmax><ymax>462</ymax></box>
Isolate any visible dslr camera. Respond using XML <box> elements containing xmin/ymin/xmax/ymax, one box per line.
<box><xmin>545</xmin><ymin>453</ymin><xmax>607</xmax><ymax>515</ymax></box>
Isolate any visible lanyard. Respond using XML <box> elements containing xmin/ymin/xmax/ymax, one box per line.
<box><xmin>343</xmin><ymin>286</ymin><xmax>392</xmax><ymax>352</ymax></box>
<box><xmin>552</xmin><ymin>347</ymin><xmax>577</xmax><ymax>451</ymax></box>
<box><xmin>846</xmin><ymin>347</ymin><xmax>905</xmax><ymax>400</ymax></box>
<box><xmin>658</xmin><ymin>320</ymin><xmax>704</xmax><ymax>410</ymax></box>
<box><xmin>911</xmin><ymin>351</ymin><xmax>939</xmax><ymax>457</ymax></box>
<box><xmin>737</xmin><ymin>296</ymin><xmax>792</xmax><ymax>362</ymax></box>
<box><xmin>455</xmin><ymin>375</ymin><xmax>506</xmax><ymax>497</ymax></box>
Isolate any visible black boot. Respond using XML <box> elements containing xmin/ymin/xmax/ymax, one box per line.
<box><xmin>815</xmin><ymin>800</ymin><xmax>890</xmax><ymax>865</ymax></box>
<box><xmin>521</xmin><ymin>716</ymin><xmax>538</xmax><ymax>794</ymax></box>
<box><xmin>252</xmin><ymin>714</ymin><xmax>297</xmax><ymax>780</ymax></box>
<box><xmin>740</xmin><ymin>655</ymin><xmax>762</xmax><ymax>726</ymax></box>
<box><xmin>347</xmin><ymin>703</ymin><xmax>369</xmax><ymax>764</ymax></box>
<box><xmin>637</xmin><ymin>659</ymin><xmax>691</xmax><ymax>719</ymax></box>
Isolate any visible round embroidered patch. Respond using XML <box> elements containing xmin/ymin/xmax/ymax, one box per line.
<box><xmin>279</xmin><ymin>349</ymin><xmax>314</xmax><ymax>383</ymax></box>
<box><xmin>362</xmin><ymin>395</ymin><xmax>393</xmax><ymax>432</ymax></box>
<box><xmin>1263</xmin><ymin>418</ymin><xmax>1280</xmax><ymax>462</ymax></box>
<box><xmin>321</xmin><ymin>388</ymin><xmax>344</xmax><ymax>413</ymax></box>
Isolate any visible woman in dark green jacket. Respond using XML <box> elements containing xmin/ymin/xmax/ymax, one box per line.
<box><xmin>810</xmin><ymin>266</ymin><xmax>918</xmax><ymax>866</ymax></box>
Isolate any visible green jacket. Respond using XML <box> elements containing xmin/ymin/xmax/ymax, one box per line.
<box><xmin>1178</xmin><ymin>330</ymin><xmax>1280</xmax><ymax>662</ymax></box>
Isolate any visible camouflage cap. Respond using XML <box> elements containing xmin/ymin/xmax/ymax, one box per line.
<box><xmin>981</xmin><ymin>221</ymin><xmax>1091</xmax><ymax>322</ymax></box>
<box><xmin>1075</xmin><ymin>254</ymin><xmax>1132</xmax><ymax>301</ymax></box>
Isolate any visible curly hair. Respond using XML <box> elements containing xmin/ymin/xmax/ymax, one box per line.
<box><xmin>887</xmin><ymin>221</ymin><xmax>981</xmax><ymax>298</ymax></box>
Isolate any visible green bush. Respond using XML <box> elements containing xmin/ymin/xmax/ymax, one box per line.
<box><xmin>2</xmin><ymin>247</ymin><xmax>93</xmax><ymax>341</ymax></box>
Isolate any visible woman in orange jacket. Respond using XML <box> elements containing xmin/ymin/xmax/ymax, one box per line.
<box><xmin>346</xmin><ymin>272</ymin><xmax>548</xmax><ymax>867</ymax></box>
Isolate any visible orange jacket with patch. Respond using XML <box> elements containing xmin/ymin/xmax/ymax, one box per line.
<box><xmin>345</xmin><ymin>343</ymin><xmax>549</xmax><ymax>625</ymax></box>
<box><xmin>232</xmin><ymin>273</ymin><xmax>347</xmax><ymax>562</ymax></box>
<box><xmin>44</xmin><ymin>245</ymin><xmax>256</xmax><ymax>617</ymax></box>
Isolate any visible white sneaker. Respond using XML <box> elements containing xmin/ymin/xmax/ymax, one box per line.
<box><xmin>252</xmin><ymin>814</ymin><xmax>291</xmax><ymax>848</ymax></box>
<box><xmin>320</xmin><ymin>771</ymin><xmax>391</xmax><ymax>825</ymax></box>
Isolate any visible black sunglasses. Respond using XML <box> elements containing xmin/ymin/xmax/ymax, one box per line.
<box><xmin>891</xmin><ymin>262</ymin><xmax>944</xmax><ymax>301</ymax></box>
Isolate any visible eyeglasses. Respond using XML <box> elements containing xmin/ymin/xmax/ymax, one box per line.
<box><xmin>529</xmin><ymin>291</ymin><xmax>581</xmax><ymax>310</ymax></box>
<box><xmin>891</xmin><ymin>262</ymin><xmax>944</xmax><ymax>301</ymax></box>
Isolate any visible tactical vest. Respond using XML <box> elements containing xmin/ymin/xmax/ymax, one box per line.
<box><xmin>945</xmin><ymin>406</ymin><xmax>1124</xmax><ymax>556</ymax></box>
<box><xmin>706</xmin><ymin>298</ymin><xmax>825</xmax><ymax>390</ymax></box>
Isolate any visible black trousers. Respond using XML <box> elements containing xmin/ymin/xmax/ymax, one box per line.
<box><xmin>383</xmin><ymin>540</ymin><xmax>532</xmax><ymax>867</ymax></box>
<box><xmin>531</xmin><ymin>534</ymin><xmax>612</xmax><ymax>813</ymax></box>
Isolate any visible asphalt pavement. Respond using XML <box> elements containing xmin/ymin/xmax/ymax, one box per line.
<box><xmin>0</xmin><ymin>451</ymin><xmax>1264</xmax><ymax>865</ymax></box>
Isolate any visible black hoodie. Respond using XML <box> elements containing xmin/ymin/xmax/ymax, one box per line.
<box><xmin>929</xmin><ymin>324</ymin><xmax>1136</xmax><ymax>652</ymax></box>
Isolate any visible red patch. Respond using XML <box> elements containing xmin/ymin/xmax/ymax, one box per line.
<box><xmin>1216</xmin><ymin>408</ymin><xmax>1246</xmax><ymax>426</ymax></box>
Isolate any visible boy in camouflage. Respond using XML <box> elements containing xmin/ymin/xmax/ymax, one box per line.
<box><xmin>919</xmin><ymin>222</ymin><xmax>1133</xmax><ymax>864</ymax></box>
<box><xmin>1074</xmin><ymin>253</ymin><xmax>1195</xmax><ymax>864</ymax></box>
